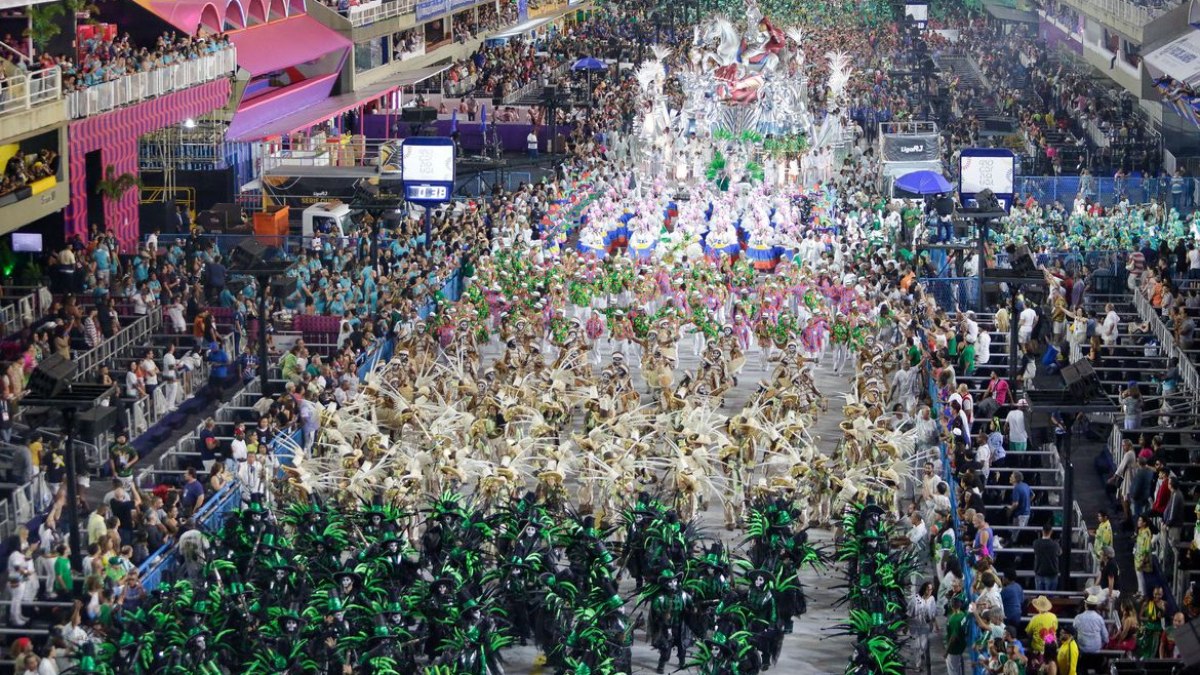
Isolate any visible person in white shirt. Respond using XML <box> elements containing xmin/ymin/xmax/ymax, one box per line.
<box><xmin>228</xmin><ymin>426</ymin><xmax>248</xmax><ymax>472</ymax></box>
<box><xmin>962</xmin><ymin>311</ymin><xmax>980</xmax><ymax>345</ymax></box>
<box><xmin>1005</xmin><ymin>399</ymin><xmax>1029</xmax><ymax>451</ymax></box>
<box><xmin>125</xmin><ymin>366</ymin><xmax>144</xmax><ymax>399</ymax></box>
<box><xmin>1101</xmin><ymin>302</ymin><xmax>1121</xmax><ymax>346</ymax></box>
<box><xmin>131</xmin><ymin>290</ymin><xmax>148</xmax><ymax>316</ymax></box>
<box><xmin>167</xmin><ymin>298</ymin><xmax>187</xmax><ymax>334</ymax></box>
<box><xmin>161</xmin><ymin>343</ymin><xmax>179</xmax><ymax>410</ymax></box>
<box><xmin>141</xmin><ymin>350</ymin><xmax>159</xmax><ymax>396</ymax></box>
<box><xmin>974</xmin><ymin>435</ymin><xmax>992</xmax><ymax>481</ymax></box>
<box><xmin>1018</xmin><ymin>304</ymin><xmax>1038</xmax><ymax>344</ymax></box>
<box><xmin>237</xmin><ymin>451</ymin><xmax>273</xmax><ymax>504</ymax></box>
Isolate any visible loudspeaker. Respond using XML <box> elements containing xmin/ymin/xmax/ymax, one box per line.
<box><xmin>1061</xmin><ymin>360</ymin><xmax>1101</xmax><ymax>401</ymax></box>
<box><xmin>77</xmin><ymin>406</ymin><xmax>120</xmax><ymax>439</ymax></box>
<box><xmin>231</xmin><ymin>238</ymin><xmax>271</xmax><ymax>271</ymax></box>
<box><xmin>1011</xmin><ymin>244</ymin><xmax>1037</xmax><ymax>274</ymax></box>
<box><xmin>401</xmin><ymin>107</ymin><xmax>437</xmax><ymax>123</ymax></box>
<box><xmin>1175</xmin><ymin>614</ymin><xmax>1200</xmax><ymax>666</ymax></box>
<box><xmin>28</xmin><ymin>354</ymin><xmax>77</xmax><ymax>398</ymax></box>
<box><xmin>976</xmin><ymin>188</ymin><xmax>1001</xmax><ymax>212</ymax></box>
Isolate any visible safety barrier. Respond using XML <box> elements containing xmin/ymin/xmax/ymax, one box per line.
<box><xmin>139</xmin><ymin>479</ymin><xmax>242</xmax><ymax>592</ymax></box>
<box><xmin>124</xmin><ymin>355</ymin><xmax>213</xmax><ymax>438</ymax></box>
<box><xmin>74</xmin><ymin>310</ymin><xmax>164</xmax><ymax>380</ymax></box>
<box><xmin>919</xmin><ymin>276</ymin><xmax>980</xmax><ymax>312</ymax></box>
<box><xmin>1133</xmin><ymin>289</ymin><xmax>1200</xmax><ymax>393</ymax></box>
<box><xmin>924</xmin><ymin>363</ymin><xmax>979</xmax><ymax>671</ymax></box>
<box><xmin>348</xmin><ymin>0</ymin><xmax>417</xmax><ymax>26</ymax></box>
<box><xmin>0</xmin><ymin>286</ymin><xmax>51</xmax><ymax>337</ymax></box>
<box><xmin>0</xmin><ymin>66</ymin><xmax>61</xmax><ymax>117</ymax></box>
<box><xmin>1014</xmin><ymin>176</ymin><xmax>1200</xmax><ymax>213</ymax></box>
<box><xmin>65</xmin><ymin>48</ymin><xmax>237</xmax><ymax>119</ymax></box>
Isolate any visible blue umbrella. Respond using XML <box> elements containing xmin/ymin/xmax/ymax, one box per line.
<box><xmin>894</xmin><ymin>170</ymin><xmax>953</xmax><ymax>195</ymax></box>
<box><xmin>571</xmin><ymin>57</ymin><xmax>607</xmax><ymax>71</ymax></box>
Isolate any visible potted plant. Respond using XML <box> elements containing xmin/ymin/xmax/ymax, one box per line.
<box><xmin>95</xmin><ymin>166</ymin><xmax>142</xmax><ymax>204</ymax></box>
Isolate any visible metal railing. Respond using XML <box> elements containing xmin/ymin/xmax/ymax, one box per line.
<box><xmin>125</xmin><ymin>354</ymin><xmax>213</xmax><ymax>438</ymax></box>
<box><xmin>139</xmin><ymin>479</ymin><xmax>241</xmax><ymax>591</ymax></box>
<box><xmin>74</xmin><ymin>310</ymin><xmax>164</xmax><ymax>380</ymax></box>
<box><xmin>1065</xmin><ymin>0</ymin><xmax>1173</xmax><ymax>27</ymax></box>
<box><xmin>0</xmin><ymin>286</ymin><xmax>49</xmax><ymax>337</ymax></box>
<box><xmin>0</xmin><ymin>66</ymin><xmax>62</xmax><ymax>117</ymax></box>
<box><xmin>1014</xmin><ymin>176</ymin><xmax>1200</xmax><ymax>213</ymax></box>
<box><xmin>65</xmin><ymin>47</ymin><xmax>237</xmax><ymax>119</ymax></box>
<box><xmin>348</xmin><ymin>0</ymin><xmax>417</xmax><ymax>26</ymax></box>
<box><xmin>0</xmin><ymin>473</ymin><xmax>44</xmax><ymax>542</ymax></box>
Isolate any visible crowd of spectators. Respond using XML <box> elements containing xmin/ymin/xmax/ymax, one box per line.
<box><xmin>48</xmin><ymin>30</ymin><xmax>232</xmax><ymax>93</ymax></box>
<box><xmin>0</xmin><ymin>148</ymin><xmax>56</xmax><ymax>200</ymax></box>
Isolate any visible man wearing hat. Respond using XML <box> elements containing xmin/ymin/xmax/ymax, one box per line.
<box><xmin>1026</xmin><ymin>595</ymin><xmax>1059</xmax><ymax>664</ymax></box>
<box><xmin>1074</xmin><ymin>595</ymin><xmax>1109</xmax><ymax>672</ymax></box>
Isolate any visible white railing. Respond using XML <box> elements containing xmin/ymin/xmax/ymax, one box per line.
<box><xmin>0</xmin><ymin>473</ymin><xmax>44</xmax><ymax>542</ymax></box>
<box><xmin>1</xmin><ymin>286</ymin><xmax>51</xmax><ymax>337</ymax></box>
<box><xmin>0</xmin><ymin>67</ymin><xmax>62</xmax><ymax>117</ymax></box>
<box><xmin>65</xmin><ymin>47</ymin><xmax>236</xmax><ymax>120</ymax></box>
<box><xmin>74</xmin><ymin>310</ymin><xmax>164</xmax><ymax>380</ymax></box>
<box><xmin>1132</xmin><ymin>288</ymin><xmax>1200</xmax><ymax>392</ymax></box>
<box><xmin>1067</xmin><ymin>0</ymin><xmax>1171</xmax><ymax>27</ymax></box>
<box><xmin>349</xmin><ymin>0</ymin><xmax>416</xmax><ymax>26</ymax></box>
<box><xmin>125</xmin><ymin>354</ymin><xmax>212</xmax><ymax>437</ymax></box>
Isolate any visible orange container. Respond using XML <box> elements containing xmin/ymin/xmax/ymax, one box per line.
<box><xmin>253</xmin><ymin>205</ymin><xmax>289</xmax><ymax>245</ymax></box>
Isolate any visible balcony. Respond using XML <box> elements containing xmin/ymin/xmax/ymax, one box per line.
<box><xmin>349</xmin><ymin>0</ymin><xmax>416</xmax><ymax>27</ymax></box>
<box><xmin>0</xmin><ymin>67</ymin><xmax>66</xmax><ymax>142</ymax></box>
<box><xmin>65</xmin><ymin>47</ymin><xmax>237</xmax><ymax>120</ymax></box>
<box><xmin>0</xmin><ymin>124</ymin><xmax>68</xmax><ymax>234</ymax></box>
<box><xmin>1061</xmin><ymin>0</ymin><xmax>1188</xmax><ymax>43</ymax></box>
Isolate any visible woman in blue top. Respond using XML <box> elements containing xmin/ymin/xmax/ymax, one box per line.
<box><xmin>329</xmin><ymin>296</ymin><xmax>345</xmax><ymax>317</ymax></box>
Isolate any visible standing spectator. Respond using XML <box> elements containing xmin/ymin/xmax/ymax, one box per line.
<box><xmin>180</xmin><ymin>468</ymin><xmax>204</xmax><ymax>517</ymax></box>
<box><xmin>198</xmin><ymin>417</ymin><xmax>218</xmax><ymax>473</ymax></box>
<box><xmin>1130</xmin><ymin>456</ymin><xmax>1155</xmax><ymax>519</ymax></box>
<box><xmin>1033</xmin><ymin>524</ymin><xmax>1061</xmax><ymax>592</ymax></box>
<box><xmin>527</xmin><ymin>129</ymin><xmax>538</xmax><ymax>159</ymax></box>
<box><xmin>1057</xmin><ymin>626</ymin><xmax>1080</xmax><ymax>675</ymax></box>
<box><xmin>161</xmin><ymin>343</ymin><xmax>179</xmax><ymax>410</ymax></box>
<box><xmin>1134</xmin><ymin>516</ymin><xmax>1155</xmax><ymax>595</ymax></box>
<box><xmin>1000</xmin><ymin>570</ymin><xmax>1024</xmax><ymax>634</ymax></box>
<box><xmin>907</xmin><ymin>581</ymin><xmax>938</xmax><ymax>669</ymax></box>
<box><xmin>1007</xmin><ymin>471</ymin><xmax>1032</xmax><ymax>527</ymax></box>
<box><xmin>229</xmin><ymin>425</ymin><xmax>247</xmax><ymax>471</ymax></box>
<box><xmin>87</xmin><ymin>504</ymin><xmax>108</xmax><ymax>547</ymax></box>
<box><xmin>108</xmin><ymin>485</ymin><xmax>138</xmax><ymax>545</ymax></box>
<box><xmin>108</xmin><ymin>433</ymin><xmax>137</xmax><ymax>489</ymax></box>
<box><xmin>1004</xmin><ymin>399</ymin><xmax>1029</xmax><ymax>453</ymax></box>
<box><xmin>1120</xmin><ymin>381</ymin><xmax>1142</xmax><ymax>430</ymax></box>
<box><xmin>1026</xmin><ymin>595</ymin><xmax>1059</xmax><ymax>668</ymax></box>
<box><xmin>1074</xmin><ymin>595</ymin><xmax>1109</xmax><ymax>672</ymax></box>
<box><xmin>141</xmin><ymin>349</ymin><xmax>160</xmax><ymax>397</ymax></box>
<box><xmin>944</xmin><ymin>597</ymin><xmax>970</xmax><ymax>675</ymax></box>
<box><xmin>1098</xmin><ymin>546</ymin><xmax>1119</xmax><ymax>598</ymax></box>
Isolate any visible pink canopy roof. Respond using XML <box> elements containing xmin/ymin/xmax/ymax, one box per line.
<box><xmin>228</xmin><ymin>15</ymin><xmax>351</xmax><ymax>77</ymax></box>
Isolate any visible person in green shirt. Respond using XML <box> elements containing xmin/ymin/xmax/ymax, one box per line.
<box><xmin>109</xmin><ymin>434</ymin><xmax>137</xmax><ymax>487</ymax></box>
<box><xmin>51</xmin><ymin>545</ymin><xmax>73</xmax><ymax>599</ymax></box>
<box><xmin>944</xmin><ymin>597</ymin><xmax>970</xmax><ymax>675</ymax></box>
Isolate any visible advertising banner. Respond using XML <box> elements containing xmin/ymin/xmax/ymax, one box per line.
<box><xmin>881</xmin><ymin>133</ymin><xmax>939</xmax><ymax>162</ymax></box>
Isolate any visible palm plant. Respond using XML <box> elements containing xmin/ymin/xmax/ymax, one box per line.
<box><xmin>25</xmin><ymin>3</ymin><xmax>64</xmax><ymax>52</ymax></box>
<box><xmin>95</xmin><ymin>166</ymin><xmax>142</xmax><ymax>203</ymax></box>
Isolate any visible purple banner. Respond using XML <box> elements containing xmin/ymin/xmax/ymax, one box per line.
<box><xmin>363</xmin><ymin>116</ymin><xmax>575</xmax><ymax>152</ymax></box>
<box><xmin>1039</xmin><ymin>17</ymin><xmax>1083</xmax><ymax>55</ymax></box>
